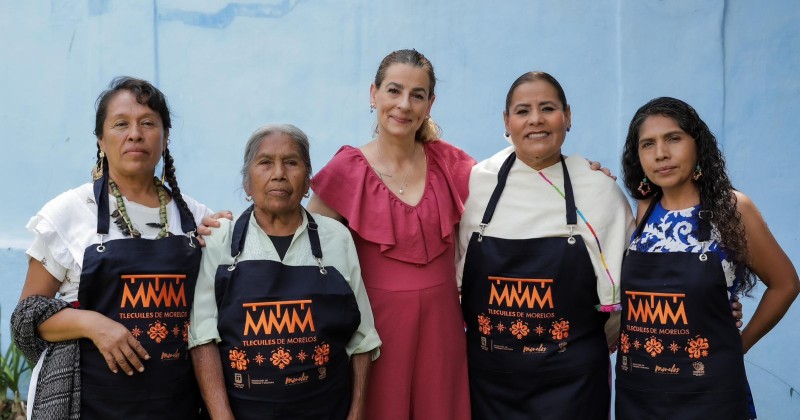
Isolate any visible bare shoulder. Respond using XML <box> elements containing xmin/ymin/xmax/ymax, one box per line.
<box><xmin>307</xmin><ymin>195</ymin><xmax>344</xmax><ymax>222</ymax></box>
<box><xmin>732</xmin><ymin>190</ymin><xmax>766</xmax><ymax>228</ymax></box>
<box><xmin>733</xmin><ymin>190</ymin><xmax>757</xmax><ymax>214</ymax></box>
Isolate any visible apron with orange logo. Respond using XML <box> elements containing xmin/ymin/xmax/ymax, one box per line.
<box><xmin>214</xmin><ymin>207</ymin><xmax>361</xmax><ymax>419</ymax></box>
<box><xmin>462</xmin><ymin>153</ymin><xmax>610</xmax><ymax>420</ymax></box>
<box><xmin>78</xmin><ymin>172</ymin><xmax>202</xmax><ymax>419</ymax></box>
<box><xmin>615</xmin><ymin>196</ymin><xmax>749</xmax><ymax>419</ymax></box>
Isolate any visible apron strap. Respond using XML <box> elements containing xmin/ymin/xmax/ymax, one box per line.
<box><xmin>632</xmin><ymin>192</ymin><xmax>711</xmax><ymax>242</ymax></box>
<box><xmin>305</xmin><ymin>210</ymin><xmax>323</xmax><ymax>259</ymax></box>
<box><xmin>479</xmin><ymin>152</ymin><xmax>517</xmax><ymax>226</ymax></box>
<box><xmin>632</xmin><ymin>191</ymin><xmax>662</xmax><ymax>240</ymax></box>
<box><xmin>93</xmin><ymin>168</ymin><xmax>111</xmax><ymax>235</ymax></box>
<box><xmin>229</xmin><ymin>206</ymin><xmax>328</xmax><ymax>274</ymax></box>
<box><xmin>560</xmin><ymin>155</ymin><xmax>578</xmax><ymax>226</ymax></box>
<box><xmin>478</xmin><ymin>152</ymin><xmax>578</xmax><ymax>240</ymax></box>
<box><xmin>161</xmin><ymin>184</ymin><xmax>198</xmax><ymax>234</ymax></box>
<box><xmin>93</xmin><ymin>167</ymin><xmax>197</xmax><ymax>236</ymax></box>
<box><xmin>230</xmin><ymin>205</ymin><xmax>254</xmax><ymax>257</ymax></box>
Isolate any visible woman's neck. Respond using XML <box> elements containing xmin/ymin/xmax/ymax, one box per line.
<box><xmin>108</xmin><ymin>169</ymin><xmax>159</xmax><ymax>207</ymax></box>
<box><xmin>253</xmin><ymin>207</ymin><xmax>303</xmax><ymax>236</ymax></box>
<box><xmin>375</xmin><ymin>134</ymin><xmax>417</xmax><ymax>165</ymax></box>
<box><xmin>659</xmin><ymin>183</ymin><xmax>701</xmax><ymax>210</ymax></box>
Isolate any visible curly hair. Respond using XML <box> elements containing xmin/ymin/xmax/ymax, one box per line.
<box><xmin>621</xmin><ymin>97</ymin><xmax>755</xmax><ymax>294</ymax></box>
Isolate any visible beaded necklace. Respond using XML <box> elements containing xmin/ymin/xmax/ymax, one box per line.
<box><xmin>109</xmin><ymin>177</ymin><xmax>169</xmax><ymax>239</ymax></box>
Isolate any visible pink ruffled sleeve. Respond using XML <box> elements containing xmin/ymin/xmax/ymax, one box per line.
<box><xmin>311</xmin><ymin>141</ymin><xmax>475</xmax><ymax>265</ymax></box>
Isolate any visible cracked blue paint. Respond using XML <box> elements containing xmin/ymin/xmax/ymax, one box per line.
<box><xmin>158</xmin><ymin>0</ymin><xmax>304</xmax><ymax>29</ymax></box>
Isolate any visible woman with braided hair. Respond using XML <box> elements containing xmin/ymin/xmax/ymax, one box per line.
<box><xmin>12</xmin><ymin>76</ymin><xmax>212</xmax><ymax>419</ymax></box>
<box><xmin>615</xmin><ymin>97</ymin><xmax>799</xmax><ymax>419</ymax></box>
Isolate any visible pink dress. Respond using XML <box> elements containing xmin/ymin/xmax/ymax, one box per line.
<box><xmin>312</xmin><ymin>140</ymin><xmax>475</xmax><ymax>420</ymax></box>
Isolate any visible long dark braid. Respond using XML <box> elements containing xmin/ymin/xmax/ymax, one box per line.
<box><xmin>163</xmin><ymin>147</ymin><xmax>194</xmax><ymax>230</ymax></box>
<box><xmin>621</xmin><ymin>97</ymin><xmax>756</xmax><ymax>295</ymax></box>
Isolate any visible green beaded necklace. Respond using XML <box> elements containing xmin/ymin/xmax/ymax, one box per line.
<box><xmin>109</xmin><ymin>177</ymin><xmax>169</xmax><ymax>239</ymax></box>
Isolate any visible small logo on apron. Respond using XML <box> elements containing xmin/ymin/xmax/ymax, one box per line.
<box><xmin>692</xmin><ymin>361</ymin><xmax>706</xmax><ymax>377</ymax></box>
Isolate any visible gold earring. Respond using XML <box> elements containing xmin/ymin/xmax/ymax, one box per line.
<box><xmin>92</xmin><ymin>151</ymin><xmax>105</xmax><ymax>180</ymax></box>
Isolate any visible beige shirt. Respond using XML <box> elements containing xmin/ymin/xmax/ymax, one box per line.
<box><xmin>189</xmin><ymin>210</ymin><xmax>381</xmax><ymax>359</ymax></box>
<box><xmin>456</xmin><ymin>146</ymin><xmax>635</xmax><ymax>309</ymax></box>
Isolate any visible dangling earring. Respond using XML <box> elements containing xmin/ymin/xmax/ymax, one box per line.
<box><xmin>245</xmin><ymin>195</ymin><xmax>253</xmax><ymax>202</ymax></box>
<box><xmin>637</xmin><ymin>176</ymin><xmax>651</xmax><ymax>196</ymax></box>
<box><xmin>303</xmin><ymin>191</ymin><xmax>310</xmax><ymax>198</ymax></box>
<box><xmin>504</xmin><ymin>131</ymin><xmax>509</xmax><ymax>137</ymax></box>
<box><xmin>92</xmin><ymin>151</ymin><xmax>105</xmax><ymax>180</ymax></box>
<box><xmin>370</xmin><ymin>102</ymin><xmax>375</xmax><ymax>113</ymax></box>
<box><xmin>692</xmin><ymin>163</ymin><xmax>703</xmax><ymax>181</ymax></box>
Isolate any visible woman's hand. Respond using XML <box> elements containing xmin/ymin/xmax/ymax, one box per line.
<box><xmin>87</xmin><ymin>313</ymin><xmax>150</xmax><ymax>375</ymax></box>
<box><xmin>587</xmin><ymin>159</ymin><xmax>616</xmax><ymax>180</ymax></box>
<box><xmin>197</xmin><ymin>210</ymin><xmax>233</xmax><ymax>246</ymax></box>
<box><xmin>731</xmin><ymin>295</ymin><xmax>743</xmax><ymax>329</ymax></box>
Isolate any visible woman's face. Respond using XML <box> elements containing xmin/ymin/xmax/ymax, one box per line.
<box><xmin>98</xmin><ymin>90</ymin><xmax>166</xmax><ymax>180</ymax></box>
<box><xmin>246</xmin><ymin>133</ymin><xmax>309</xmax><ymax>219</ymax></box>
<box><xmin>503</xmin><ymin>80</ymin><xmax>571</xmax><ymax>170</ymax></box>
<box><xmin>370</xmin><ymin>63</ymin><xmax>435</xmax><ymax>141</ymax></box>
<box><xmin>637</xmin><ymin>114</ymin><xmax>698</xmax><ymax>194</ymax></box>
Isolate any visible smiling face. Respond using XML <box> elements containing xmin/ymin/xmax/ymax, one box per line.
<box><xmin>637</xmin><ymin>114</ymin><xmax>699</xmax><ymax>195</ymax></box>
<box><xmin>245</xmin><ymin>132</ymin><xmax>309</xmax><ymax>220</ymax></box>
<box><xmin>98</xmin><ymin>90</ymin><xmax>166</xmax><ymax>180</ymax></box>
<box><xmin>370</xmin><ymin>63</ymin><xmax>435</xmax><ymax>142</ymax></box>
<box><xmin>503</xmin><ymin>80</ymin><xmax>571</xmax><ymax>170</ymax></box>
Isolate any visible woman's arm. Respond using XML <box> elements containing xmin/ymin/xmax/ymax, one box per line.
<box><xmin>307</xmin><ymin>194</ymin><xmax>344</xmax><ymax>222</ymax></box>
<box><xmin>346</xmin><ymin>352</ymin><xmax>371</xmax><ymax>420</ymax></box>
<box><xmin>191</xmin><ymin>343</ymin><xmax>235</xmax><ymax>420</ymax></box>
<box><xmin>735</xmin><ymin>191</ymin><xmax>800</xmax><ymax>352</ymax></box>
<box><xmin>19</xmin><ymin>259</ymin><xmax>149</xmax><ymax>375</ymax></box>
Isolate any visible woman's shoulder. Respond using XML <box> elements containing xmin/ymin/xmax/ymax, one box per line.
<box><xmin>732</xmin><ymin>190</ymin><xmax>764</xmax><ymax>228</ymax></box>
<box><xmin>474</xmin><ymin>146</ymin><xmax>515</xmax><ymax>173</ymax></box>
<box><xmin>34</xmin><ymin>183</ymin><xmax>96</xmax><ymax>225</ymax></box>
<box><xmin>312</xmin><ymin>145</ymin><xmax>367</xmax><ymax>187</ymax></box>
<box><xmin>312</xmin><ymin>213</ymin><xmax>351</xmax><ymax>238</ymax></box>
<box><xmin>203</xmin><ymin>216</ymin><xmax>235</xmax><ymax>251</ymax></box>
<box><xmin>322</xmin><ymin>145</ymin><xmax>364</xmax><ymax>168</ymax></box>
<box><xmin>425</xmin><ymin>139</ymin><xmax>475</xmax><ymax>165</ymax></box>
<box><xmin>177</xmin><ymin>193</ymin><xmax>213</xmax><ymax>222</ymax></box>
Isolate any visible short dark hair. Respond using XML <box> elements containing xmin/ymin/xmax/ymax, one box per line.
<box><xmin>504</xmin><ymin>71</ymin><xmax>568</xmax><ymax>114</ymax></box>
<box><xmin>94</xmin><ymin>76</ymin><xmax>171</xmax><ymax>139</ymax></box>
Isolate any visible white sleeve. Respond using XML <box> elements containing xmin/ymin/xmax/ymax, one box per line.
<box><xmin>188</xmin><ymin>218</ymin><xmax>232</xmax><ymax>348</ymax></box>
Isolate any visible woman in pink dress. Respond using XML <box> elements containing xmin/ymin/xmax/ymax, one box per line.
<box><xmin>309</xmin><ymin>49</ymin><xmax>474</xmax><ymax>420</ymax></box>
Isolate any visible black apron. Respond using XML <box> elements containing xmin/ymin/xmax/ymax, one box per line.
<box><xmin>461</xmin><ymin>153</ymin><xmax>610</xmax><ymax>420</ymax></box>
<box><xmin>615</xmin><ymin>195</ymin><xmax>749</xmax><ymax>420</ymax></box>
<box><xmin>214</xmin><ymin>207</ymin><xmax>361</xmax><ymax>420</ymax></box>
<box><xmin>78</xmin><ymin>172</ymin><xmax>202</xmax><ymax>419</ymax></box>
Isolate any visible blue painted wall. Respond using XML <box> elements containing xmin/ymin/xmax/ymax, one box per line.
<box><xmin>1</xmin><ymin>1</ymin><xmax>798</xmax><ymax>417</ymax></box>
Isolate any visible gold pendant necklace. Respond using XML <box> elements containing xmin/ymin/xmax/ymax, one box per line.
<box><xmin>376</xmin><ymin>141</ymin><xmax>416</xmax><ymax>194</ymax></box>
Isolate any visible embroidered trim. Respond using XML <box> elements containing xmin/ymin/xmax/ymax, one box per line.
<box><xmin>537</xmin><ymin>171</ymin><xmax>619</xmax><ymax>302</ymax></box>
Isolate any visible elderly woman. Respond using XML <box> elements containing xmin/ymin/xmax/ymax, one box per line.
<box><xmin>189</xmin><ymin>124</ymin><xmax>381</xmax><ymax>420</ymax></box>
<box><xmin>12</xmin><ymin>77</ymin><xmax>211</xmax><ymax>419</ymax></box>
<box><xmin>456</xmin><ymin>71</ymin><xmax>635</xmax><ymax>419</ymax></box>
<box><xmin>616</xmin><ymin>97</ymin><xmax>799</xmax><ymax>419</ymax></box>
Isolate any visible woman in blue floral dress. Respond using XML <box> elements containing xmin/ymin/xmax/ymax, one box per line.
<box><xmin>615</xmin><ymin>97</ymin><xmax>799</xmax><ymax>419</ymax></box>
